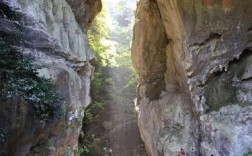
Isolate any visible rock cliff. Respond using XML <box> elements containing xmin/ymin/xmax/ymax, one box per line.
<box><xmin>0</xmin><ymin>0</ymin><xmax>100</xmax><ymax>155</ymax></box>
<box><xmin>132</xmin><ymin>0</ymin><xmax>252</xmax><ymax>155</ymax></box>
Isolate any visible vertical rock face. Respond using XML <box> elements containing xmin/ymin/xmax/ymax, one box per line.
<box><xmin>66</xmin><ymin>0</ymin><xmax>102</xmax><ymax>31</ymax></box>
<box><xmin>0</xmin><ymin>0</ymin><xmax>100</xmax><ymax>155</ymax></box>
<box><xmin>132</xmin><ymin>0</ymin><xmax>252</xmax><ymax>155</ymax></box>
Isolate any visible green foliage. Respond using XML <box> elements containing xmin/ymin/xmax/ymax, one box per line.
<box><xmin>0</xmin><ymin>34</ymin><xmax>63</xmax><ymax>122</ymax></box>
<box><xmin>80</xmin><ymin>0</ymin><xmax>137</xmax><ymax>155</ymax></box>
<box><xmin>244</xmin><ymin>152</ymin><xmax>252</xmax><ymax>156</ymax></box>
<box><xmin>87</xmin><ymin>0</ymin><xmax>136</xmax><ymax>94</ymax></box>
<box><xmin>79</xmin><ymin>100</ymin><xmax>104</xmax><ymax>155</ymax></box>
<box><xmin>88</xmin><ymin>7</ymin><xmax>110</xmax><ymax>67</ymax></box>
<box><xmin>81</xmin><ymin>9</ymin><xmax>109</xmax><ymax>155</ymax></box>
<box><xmin>91</xmin><ymin>70</ymin><xmax>102</xmax><ymax>95</ymax></box>
<box><xmin>84</xmin><ymin>101</ymin><xmax>104</xmax><ymax>122</ymax></box>
<box><xmin>78</xmin><ymin>145</ymin><xmax>91</xmax><ymax>154</ymax></box>
<box><xmin>29</xmin><ymin>140</ymin><xmax>55</xmax><ymax>155</ymax></box>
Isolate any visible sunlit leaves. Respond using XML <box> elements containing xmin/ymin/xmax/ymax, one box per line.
<box><xmin>80</xmin><ymin>0</ymin><xmax>137</xmax><ymax>154</ymax></box>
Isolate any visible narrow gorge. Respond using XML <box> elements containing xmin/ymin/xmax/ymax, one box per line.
<box><xmin>0</xmin><ymin>0</ymin><xmax>251</xmax><ymax>156</ymax></box>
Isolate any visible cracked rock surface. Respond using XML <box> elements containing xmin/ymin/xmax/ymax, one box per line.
<box><xmin>132</xmin><ymin>0</ymin><xmax>252</xmax><ymax>155</ymax></box>
<box><xmin>0</xmin><ymin>0</ymin><xmax>100</xmax><ymax>155</ymax></box>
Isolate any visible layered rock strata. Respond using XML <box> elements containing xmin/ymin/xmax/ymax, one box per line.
<box><xmin>0</xmin><ymin>0</ymin><xmax>100</xmax><ymax>155</ymax></box>
<box><xmin>132</xmin><ymin>0</ymin><xmax>252</xmax><ymax>155</ymax></box>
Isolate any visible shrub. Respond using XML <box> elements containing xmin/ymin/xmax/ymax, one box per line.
<box><xmin>0</xmin><ymin>3</ymin><xmax>63</xmax><ymax>156</ymax></box>
<box><xmin>0</xmin><ymin>34</ymin><xmax>63</xmax><ymax>122</ymax></box>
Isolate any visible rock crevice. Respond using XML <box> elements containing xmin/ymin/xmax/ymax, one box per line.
<box><xmin>132</xmin><ymin>0</ymin><xmax>252</xmax><ymax>155</ymax></box>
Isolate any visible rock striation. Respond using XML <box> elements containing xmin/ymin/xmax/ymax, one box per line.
<box><xmin>132</xmin><ymin>0</ymin><xmax>252</xmax><ymax>155</ymax></box>
<box><xmin>0</xmin><ymin>0</ymin><xmax>100</xmax><ymax>155</ymax></box>
<box><xmin>66</xmin><ymin>0</ymin><xmax>102</xmax><ymax>31</ymax></box>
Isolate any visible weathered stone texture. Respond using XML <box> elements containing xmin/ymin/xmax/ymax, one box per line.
<box><xmin>66</xmin><ymin>0</ymin><xmax>102</xmax><ymax>31</ymax></box>
<box><xmin>0</xmin><ymin>0</ymin><xmax>99</xmax><ymax>155</ymax></box>
<box><xmin>132</xmin><ymin>0</ymin><xmax>252</xmax><ymax>155</ymax></box>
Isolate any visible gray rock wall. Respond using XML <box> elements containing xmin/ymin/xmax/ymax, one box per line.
<box><xmin>0</xmin><ymin>0</ymin><xmax>100</xmax><ymax>155</ymax></box>
<box><xmin>132</xmin><ymin>0</ymin><xmax>252</xmax><ymax>155</ymax></box>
